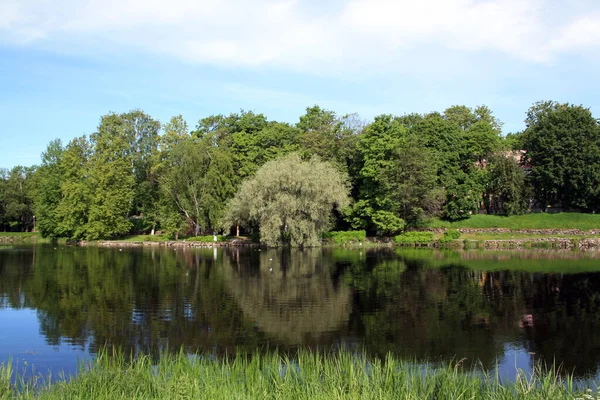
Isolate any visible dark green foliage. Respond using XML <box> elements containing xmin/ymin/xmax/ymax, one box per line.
<box><xmin>322</xmin><ymin>230</ymin><xmax>366</xmax><ymax>244</ymax></box>
<box><xmin>522</xmin><ymin>102</ymin><xmax>600</xmax><ymax>211</ymax></box>
<box><xmin>393</xmin><ymin>232</ymin><xmax>435</xmax><ymax>245</ymax></box>
<box><xmin>488</xmin><ymin>154</ymin><xmax>530</xmax><ymax>216</ymax></box>
<box><xmin>0</xmin><ymin>166</ymin><xmax>36</xmax><ymax>232</ymax></box>
<box><xmin>444</xmin><ymin>229</ymin><xmax>462</xmax><ymax>240</ymax></box>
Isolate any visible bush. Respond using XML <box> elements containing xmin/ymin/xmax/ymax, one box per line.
<box><xmin>438</xmin><ymin>229</ymin><xmax>462</xmax><ymax>244</ymax></box>
<box><xmin>187</xmin><ymin>235</ymin><xmax>226</xmax><ymax>242</ymax></box>
<box><xmin>393</xmin><ymin>232</ymin><xmax>435</xmax><ymax>246</ymax></box>
<box><xmin>323</xmin><ymin>230</ymin><xmax>366</xmax><ymax>244</ymax></box>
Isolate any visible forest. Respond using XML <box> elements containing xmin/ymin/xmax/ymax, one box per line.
<box><xmin>1</xmin><ymin>100</ymin><xmax>599</xmax><ymax>241</ymax></box>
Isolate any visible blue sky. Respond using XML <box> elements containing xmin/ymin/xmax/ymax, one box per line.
<box><xmin>1</xmin><ymin>0</ymin><xmax>600</xmax><ymax>168</ymax></box>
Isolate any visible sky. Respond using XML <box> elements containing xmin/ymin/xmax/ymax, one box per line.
<box><xmin>1</xmin><ymin>0</ymin><xmax>600</xmax><ymax>168</ymax></box>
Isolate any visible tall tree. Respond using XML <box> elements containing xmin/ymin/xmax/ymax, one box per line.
<box><xmin>121</xmin><ymin>110</ymin><xmax>161</xmax><ymax>232</ymax></box>
<box><xmin>54</xmin><ymin>136</ymin><xmax>91</xmax><ymax>239</ymax></box>
<box><xmin>522</xmin><ymin>102</ymin><xmax>600</xmax><ymax>210</ymax></box>
<box><xmin>487</xmin><ymin>155</ymin><xmax>530</xmax><ymax>216</ymax></box>
<box><xmin>0</xmin><ymin>166</ymin><xmax>36</xmax><ymax>231</ymax></box>
<box><xmin>159</xmin><ymin>135</ymin><xmax>235</xmax><ymax>236</ymax></box>
<box><xmin>86</xmin><ymin>114</ymin><xmax>135</xmax><ymax>239</ymax></box>
<box><xmin>34</xmin><ymin>139</ymin><xmax>64</xmax><ymax>237</ymax></box>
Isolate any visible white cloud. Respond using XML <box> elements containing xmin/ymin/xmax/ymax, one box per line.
<box><xmin>0</xmin><ymin>0</ymin><xmax>598</xmax><ymax>73</ymax></box>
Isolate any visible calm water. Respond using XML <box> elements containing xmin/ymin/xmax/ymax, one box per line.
<box><xmin>2</xmin><ymin>244</ymin><xmax>600</xmax><ymax>382</ymax></box>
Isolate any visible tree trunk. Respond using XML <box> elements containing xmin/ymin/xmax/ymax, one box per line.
<box><xmin>151</xmin><ymin>223</ymin><xmax>156</xmax><ymax>236</ymax></box>
<box><xmin>236</xmin><ymin>224</ymin><xmax>239</xmax><ymax>237</ymax></box>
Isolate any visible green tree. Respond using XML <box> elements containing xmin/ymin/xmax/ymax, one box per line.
<box><xmin>121</xmin><ymin>110</ymin><xmax>161</xmax><ymax>231</ymax></box>
<box><xmin>0</xmin><ymin>166</ymin><xmax>36</xmax><ymax>231</ymax></box>
<box><xmin>522</xmin><ymin>102</ymin><xmax>600</xmax><ymax>210</ymax></box>
<box><xmin>223</xmin><ymin>153</ymin><xmax>350</xmax><ymax>247</ymax></box>
<box><xmin>86</xmin><ymin>114</ymin><xmax>135</xmax><ymax>239</ymax></box>
<box><xmin>55</xmin><ymin>136</ymin><xmax>91</xmax><ymax>239</ymax></box>
<box><xmin>348</xmin><ymin>115</ymin><xmax>407</xmax><ymax>231</ymax></box>
<box><xmin>160</xmin><ymin>136</ymin><xmax>235</xmax><ymax>236</ymax></box>
<box><xmin>34</xmin><ymin>139</ymin><xmax>64</xmax><ymax>237</ymax></box>
<box><xmin>488</xmin><ymin>154</ymin><xmax>530</xmax><ymax>216</ymax></box>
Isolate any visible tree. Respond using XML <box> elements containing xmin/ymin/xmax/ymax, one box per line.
<box><xmin>391</xmin><ymin>140</ymin><xmax>445</xmax><ymax>225</ymax></box>
<box><xmin>121</xmin><ymin>110</ymin><xmax>161</xmax><ymax>222</ymax></box>
<box><xmin>86</xmin><ymin>114</ymin><xmax>135</xmax><ymax>239</ymax></box>
<box><xmin>488</xmin><ymin>155</ymin><xmax>530</xmax><ymax>216</ymax></box>
<box><xmin>0</xmin><ymin>166</ymin><xmax>36</xmax><ymax>231</ymax></box>
<box><xmin>222</xmin><ymin>153</ymin><xmax>350</xmax><ymax>247</ymax></box>
<box><xmin>34</xmin><ymin>139</ymin><xmax>64</xmax><ymax>237</ymax></box>
<box><xmin>159</xmin><ymin>136</ymin><xmax>235</xmax><ymax>236</ymax></box>
<box><xmin>55</xmin><ymin>136</ymin><xmax>90</xmax><ymax>239</ymax></box>
<box><xmin>348</xmin><ymin>115</ymin><xmax>407</xmax><ymax>231</ymax></box>
<box><xmin>522</xmin><ymin>102</ymin><xmax>600</xmax><ymax>210</ymax></box>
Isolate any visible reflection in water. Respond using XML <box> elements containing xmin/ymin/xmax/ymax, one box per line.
<box><xmin>2</xmin><ymin>245</ymin><xmax>600</xmax><ymax>379</ymax></box>
<box><xmin>222</xmin><ymin>248</ymin><xmax>351</xmax><ymax>344</ymax></box>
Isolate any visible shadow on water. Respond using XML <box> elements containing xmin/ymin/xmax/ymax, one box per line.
<box><xmin>2</xmin><ymin>244</ymin><xmax>600</xmax><ymax>382</ymax></box>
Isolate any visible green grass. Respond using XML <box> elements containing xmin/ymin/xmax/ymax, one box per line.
<box><xmin>0</xmin><ymin>349</ymin><xmax>592</xmax><ymax>400</ymax></box>
<box><xmin>420</xmin><ymin>213</ymin><xmax>600</xmax><ymax>230</ymax></box>
<box><xmin>0</xmin><ymin>232</ymin><xmax>40</xmax><ymax>237</ymax></box>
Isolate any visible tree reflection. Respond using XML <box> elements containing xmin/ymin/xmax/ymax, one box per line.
<box><xmin>2</xmin><ymin>246</ymin><xmax>600</xmax><ymax>377</ymax></box>
<box><xmin>221</xmin><ymin>248</ymin><xmax>352</xmax><ymax>344</ymax></box>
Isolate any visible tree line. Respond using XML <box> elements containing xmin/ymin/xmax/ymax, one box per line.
<box><xmin>1</xmin><ymin>101</ymin><xmax>598</xmax><ymax>243</ymax></box>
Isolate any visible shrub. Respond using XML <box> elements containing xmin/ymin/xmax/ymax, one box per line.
<box><xmin>187</xmin><ymin>235</ymin><xmax>226</xmax><ymax>242</ymax></box>
<box><xmin>393</xmin><ymin>232</ymin><xmax>435</xmax><ymax>246</ymax></box>
<box><xmin>438</xmin><ymin>229</ymin><xmax>461</xmax><ymax>244</ymax></box>
<box><xmin>323</xmin><ymin>230</ymin><xmax>367</xmax><ymax>244</ymax></box>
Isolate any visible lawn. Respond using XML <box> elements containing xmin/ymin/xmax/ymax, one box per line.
<box><xmin>422</xmin><ymin>213</ymin><xmax>600</xmax><ymax>230</ymax></box>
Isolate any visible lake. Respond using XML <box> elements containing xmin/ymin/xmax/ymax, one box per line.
<box><xmin>2</xmin><ymin>244</ymin><xmax>600</xmax><ymax>383</ymax></box>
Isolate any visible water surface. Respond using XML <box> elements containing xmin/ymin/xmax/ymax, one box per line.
<box><xmin>2</xmin><ymin>244</ymin><xmax>600</xmax><ymax>382</ymax></box>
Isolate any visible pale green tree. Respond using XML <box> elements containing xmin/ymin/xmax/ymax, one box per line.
<box><xmin>223</xmin><ymin>153</ymin><xmax>350</xmax><ymax>247</ymax></box>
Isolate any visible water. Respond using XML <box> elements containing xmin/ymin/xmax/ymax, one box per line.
<box><xmin>2</xmin><ymin>244</ymin><xmax>600</xmax><ymax>383</ymax></box>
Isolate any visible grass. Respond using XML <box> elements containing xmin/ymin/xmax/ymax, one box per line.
<box><xmin>0</xmin><ymin>232</ymin><xmax>40</xmax><ymax>237</ymax></box>
<box><xmin>420</xmin><ymin>213</ymin><xmax>600</xmax><ymax>230</ymax></box>
<box><xmin>0</xmin><ymin>349</ymin><xmax>591</xmax><ymax>400</ymax></box>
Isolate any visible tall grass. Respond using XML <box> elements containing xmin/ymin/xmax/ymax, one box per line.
<box><xmin>0</xmin><ymin>349</ymin><xmax>594</xmax><ymax>399</ymax></box>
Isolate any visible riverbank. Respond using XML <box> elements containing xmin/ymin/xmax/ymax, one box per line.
<box><xmin>0</xmin><ymin>350</ymin><xmax>590</xmax><ymax>399</ymax></box>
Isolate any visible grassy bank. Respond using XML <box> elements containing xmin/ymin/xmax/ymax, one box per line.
<box><xmin>422</xmin><ymin>213</ymin><xmax>600</xmax><ymax>230</ymax></box>
<box><xmin>0</xmin><ymin>350</ymin><xmax>593</xmax><ymax>399</ymax></box>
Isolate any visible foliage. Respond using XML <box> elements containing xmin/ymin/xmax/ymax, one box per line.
<box><xmin>444</xmin><ymin>229</ymin><xmax>462</xmax><ymax>240</ymax></box>
<box><xmin>522</xmin><ymin>102</ymin><xmax>600</xmax><ymax>210</ymax></box>
<box><xmin>223</xmin><ymin>153</ymin><xmax>350</xmax><ymax>247</ymax></box>
<box><xmin>86</xmin><ymin>114</ymin><xmax>136</xmax><ymax>239</ymax></box>
<box><xmin>487</xmin><ymin>154</ymin><xmax>530</xmax><ymax>216</ymax></box>
<box><xmin>0</xmin><ymin>166</ymin><xmax>36</xmax><ymax>232</ymax></box>
<box><xmin>159</xmin><ymin>136</ymin><xmax>235</xmax><ymax>236</ymax></box>
<box><xmin>186</xmin><ymin>235</ymin><xmax>226</xmax><ymax>242</ymax></box>
<box><xmin>34</xmin><ymin>140</ymin><xmax>63</xmax><ymax>237</ymax></box>
<box><xmin>393</xmin><ymin>231</ymin><xmax>435</xmax><ymax>245</ymax></box>
<box><xmin>322</xmin><ymin>230</ymin><xmax>366</xmax><ymax>244</ymax></box>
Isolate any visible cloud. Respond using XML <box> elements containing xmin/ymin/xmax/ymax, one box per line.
<box><xmin>0</xmin><ymin>0</ymin><xmax>598</xmax><ymax>73</ymax></box>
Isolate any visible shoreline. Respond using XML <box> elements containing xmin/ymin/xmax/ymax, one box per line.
<box><xmin>4</xmin><ymin>228</ymin><xmax>600</xmax><ymax>251</ymax></box>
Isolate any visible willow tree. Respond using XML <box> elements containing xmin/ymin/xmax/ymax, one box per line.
<box><xmin>223</xmin><ymin>153</ymin><xmax>350</xmax><ymax>247</ymax></box>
